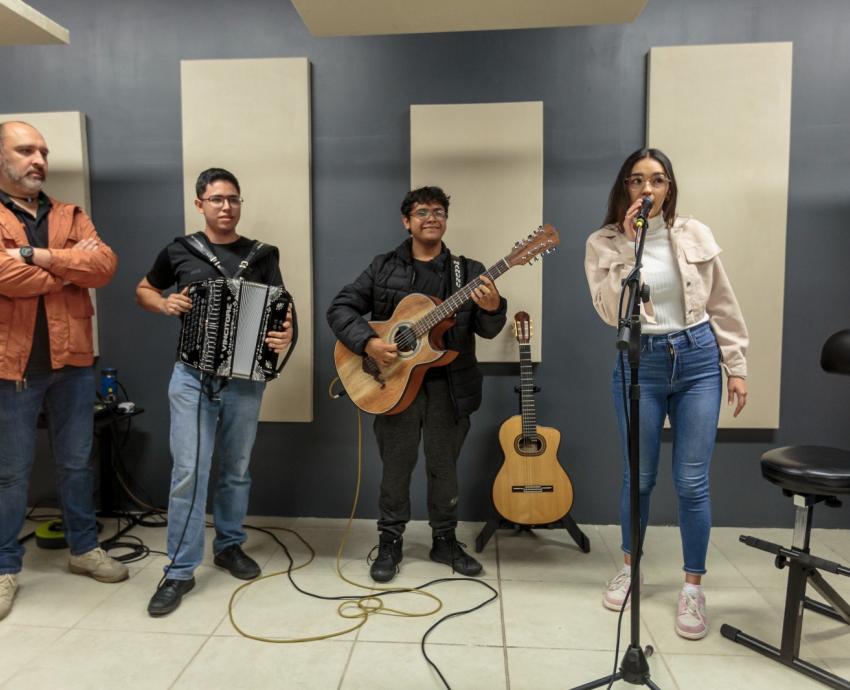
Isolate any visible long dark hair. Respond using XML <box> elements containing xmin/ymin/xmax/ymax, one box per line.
<box><xmin>602</xmin><ymin>148</ymin><xmax>678</xmax><ymax>231</ymax></box>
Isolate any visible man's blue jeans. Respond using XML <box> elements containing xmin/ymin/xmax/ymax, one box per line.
<box><xmin>611</xmin><ymin>321</ymin><xmax>722</xmax><ymax>575</ymax></box>
<box><xmin>164</xmin><ymin>363</ymin><xmax>265</xmax><ymax>580</ymax></box>
<box><xmin>0</xmin><ymin>367</ymin><xmax>99</xmax><ymax>574</ymax></box>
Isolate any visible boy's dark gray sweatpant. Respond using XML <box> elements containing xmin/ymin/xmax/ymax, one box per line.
<box><xmin>373</xmin><ymin>378</ymin><xmax>470</xmax><ymax>538</ymax></box>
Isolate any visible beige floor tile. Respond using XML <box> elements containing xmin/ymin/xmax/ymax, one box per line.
<box><xmin>294</xmin><ymin>516</ymin><xmax>371</xmax><ymax>530</ymax></box>
<box><xmin>815</xmin><ymin>528</ymin><xmax>850</xmax><ymax>563</ymax></box>
<box><xmin>598</xmin><ymin>525</ymin><xmax>748</xmax><ymax>588</ymax></box>
<box><xmin>263</xmin><ymin>521</ymin><xmax>499</xmax><ymax>584</ymax></box>
<box><xmin>711</xmin><ymin>526</ymin><xmax>850</xmax><ymax>591</ymax></box>
<box><xmin>507</xmin><ymin>647</ymin><xmax>678</xmax><ymax>690</ymax></box>
<box><xmin>663</xmin><ymin>651</ymin><xmax>829</xmax><ymax>690</ymax></box>
<box><xmin>710</xmin><ymin>527</ymin><xmax>795</xmax><ymax>589</ymax></box>
<box><xmin>123</xmin><ymin>519</ymin><xmax>280</xmax><ymax>572</ymax></box>
<box><xmin>261</xmin><ymin>524</ymin><xmax>377</xmax><ymax>580</ymax></box>
<box><xmin>0</xmin><ymin>625</ymin><xmax>68</xmax><ymax>685</ymax></box>
<box><xmin>74</xmin><ymin>560</ymin><xmax>236</xmax><ymax>635</ymax></box>
<box><xmin>756</xmin><ymin>587</ymin><xmax>850</xmax><ymax>660</ymax></box>
<box><xmin>811</xmin><ymin>547</ymin><xmax>850</xmax><ymax>600</ymax></box>
<box><xmin>5</xmin><ymin>520</ymin><xmax>846</xmax><ymax>690</ymax></box>
<box><xmin>500</xmin><ymin>579</ymin><xmax>655</xmax><ymax>650</ymax></box>
<box><xmin>0</xmin><ymin>629</ymin><xmax>205</xmax><ymax>690</ymax></box>
<box><xmin>641</xmin><ymin>585</ymin><xmax>820</xmax><ymax>658</ymax></box>
<box><xmin>18</xmin><ymin>537</ymin><xmax>149</xmax><ymax>578</ymax></box>
<box><xmin>171</xmin><ymin>636</ymin><xmax>353</xmax><ymax>690</ymax></box>
<box><xmin>355</xmin><ymin>575</ymin><xmax>502</xmax><ymax>646</ymax></box>
<box><xmin>395</xmin><ymin>521</ymin><xmax>499</xmax><ymax>581</ymax></box>
<box><xmin>243</xmin><ymin>514</ymin><xmax>301</xmax><ymax>529</ymax></box>
<box><xmin>823</xmin><ymin>658</ymin><xmax>850</xmax><ymax>682</ymax></box>
<box><xmin>213</xmin><ymin>571</ymin><xmax>364</xmax><ymax>641</ymax></box>
<box><xmin>5</xmin><ymin>560</ymin><xmax>130</xmax><ymax>628</ymax></box>
<box><xmin>497</xmin><ymin>524</ymin><xmax>618</xmax><ymax>583</ymax></box>
<box><xmin>342</xmin><ymin>641</ymin><xmax>506</xmax><ymax>690</ymax></box>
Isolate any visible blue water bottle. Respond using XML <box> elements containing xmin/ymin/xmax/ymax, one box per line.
<box><xmin>100</xmin><ymin>368</ymin><xmax>118</xmax><ymax>402</ymax></box>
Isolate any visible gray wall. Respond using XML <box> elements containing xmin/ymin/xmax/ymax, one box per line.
<box><xmin>6</xmin><ymin>0</ymin><xmax>850</xmax><ymax>529</ymax></box>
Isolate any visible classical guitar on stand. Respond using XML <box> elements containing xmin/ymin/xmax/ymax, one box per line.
<box><xmin>334</xmin><ymin>225</ymin><xmax>559</xmax><ymax>415</ymax></box>
<box><xmin>491</xmin><ymin>311</ymin><xmax>574</xmax><ymax>525</ymax></box>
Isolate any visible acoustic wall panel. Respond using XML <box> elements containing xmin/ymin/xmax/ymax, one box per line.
<box><xmin>1</xmin><ymin>111</ymin><xmax>100</xmax><ymax>355</ymax></box>
<box><xmin>181</xmin><ymin>58</ymin><xmax>313</xmax><ymax>422</ymax></box>
<box><xmin>647</xmin><ymin>42</ymin><xmax>792</xmax><ymax>428</ymax></box>
<box><xmin>411</xmin><ymin>102</ymin><xmax>544</xmax><ymax>362</ymax></box>
<box><xmin>0</xmin><ymin>0</ymin><xmax>69</xmax><ymax>45</ymax></box>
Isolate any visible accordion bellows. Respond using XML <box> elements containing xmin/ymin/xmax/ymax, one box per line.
<box><xmin>179</xmin><ymin>278</ymin><xmax>290</xmax><ymax>381</ymax></box>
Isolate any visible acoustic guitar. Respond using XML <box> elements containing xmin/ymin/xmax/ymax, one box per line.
<box><xmin>491</xmin><ymin>311</ymin><xmax>574</xmax><ymax>525</ymax></box>
<box><xmin>334</xmin><ymin>225</ymin><xmax>559</xmax><ymax>415</ymax></box>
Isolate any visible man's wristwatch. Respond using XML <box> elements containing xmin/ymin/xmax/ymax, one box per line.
<box><xmin>19</xmin><ymin>246</ymin><xmax>35</xmax><ymax>265</ymax></box>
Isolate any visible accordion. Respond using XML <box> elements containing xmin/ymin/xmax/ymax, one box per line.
<box><xmin>178</xmin><ymin>278</ymin><xmax>291</xmax><ymax>381</ymax></box>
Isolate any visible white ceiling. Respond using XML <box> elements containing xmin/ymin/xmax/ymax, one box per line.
<box><xmin>291</xmin><ymin>0</ymin><xmax>648</xmax><ymax>37</ymax></box>
<box><xmin>0</xmin><ymin>0</ymin><xmax>68</xmax><ymax>45</ymax></box>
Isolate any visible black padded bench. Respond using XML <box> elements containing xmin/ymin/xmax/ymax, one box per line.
<box><xmin>721</xmin><ymin>330</ymin><xmax>850</xmax><ymax>689</ymax></box>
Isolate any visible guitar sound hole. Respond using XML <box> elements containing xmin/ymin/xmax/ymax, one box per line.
<box><xmin>518</xmin><ymin>437</ymin><xmax>543</xmax><ymax>454</ymax></box>
<box><xmin>394</xmin><ymin>325</ymin><xmax>416</xmax><ymax>353</ymax></box>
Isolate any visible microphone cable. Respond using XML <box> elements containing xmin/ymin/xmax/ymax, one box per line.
<box><xmin>223</xmin><ymin>377</ymin><xmax>499</xmax><ymax>690</ymax></box>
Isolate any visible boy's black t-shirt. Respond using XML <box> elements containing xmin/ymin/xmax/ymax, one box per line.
<box><xmin>146</xmin><ymin>234</ymin><xmax>283</xmax><ymax>290</ymax></box>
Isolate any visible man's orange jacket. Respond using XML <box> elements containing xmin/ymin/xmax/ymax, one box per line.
<box><xmin>0</xmin><ymin>199</ymin><xmax>117</xmax><ymax>381</ymax></box>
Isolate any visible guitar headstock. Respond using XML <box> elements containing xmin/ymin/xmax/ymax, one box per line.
<box><xmin>513</xmin><ymin>311</ymin><xmax>532</xmax><ymax>344</ymax></box>
<box><xmin>506</xmin><ymin>224</ymin><xmax>559</xmax><ymax>267</ymax></box>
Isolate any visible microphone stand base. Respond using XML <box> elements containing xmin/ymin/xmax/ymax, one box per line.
<box><xmin>570</xmin><ymin>645</ymin><xmax>661</xmax><ymax>689</ymax></box>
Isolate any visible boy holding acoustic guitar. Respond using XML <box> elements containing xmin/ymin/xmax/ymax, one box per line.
<box><xmin>326</xmin><ymin>186</ymin><xmax>507</xmax><ymax>583</ymax></box>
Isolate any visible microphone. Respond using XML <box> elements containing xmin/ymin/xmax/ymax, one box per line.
<box><xmin>633</xmin><ymin>196</ymin><xmax>653</xmax><ymax>232</ymax></box>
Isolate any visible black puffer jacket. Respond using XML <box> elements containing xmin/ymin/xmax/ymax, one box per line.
<box><xmin>327</xmin><ymin>239</ymin><xmax>507</xmax><ymax>417</ymax></box>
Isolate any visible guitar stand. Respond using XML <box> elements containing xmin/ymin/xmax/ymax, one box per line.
<box><xmin>475</xmin><ymin>385</ymin><xmax>591</xmax><ymax>554</ymax></box>
<box><xmin>474</xmin><ymin>512</ymin><xmax>590</xmax><ymax>553</ymax></box>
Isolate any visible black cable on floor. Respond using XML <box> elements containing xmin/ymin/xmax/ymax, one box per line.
<box><xmin>241</xmin><ymin>524</ymin><xmax>498</xmax><ymax>690</ymax></box>
<box><xmin>419</xmin><ymin>578</ymin><xmax>499</xmax><ymax>689</ymax></box>
<box><xmin>100</xmin><ymin>511</ymin><xmax>169</xmax><ymax>563</ymax></box>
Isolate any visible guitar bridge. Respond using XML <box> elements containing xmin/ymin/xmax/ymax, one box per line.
<box><xmin>361</xmin><ymin>356</ymin><xmax>386</xmax><ymax>388</ymax></box>
<box><xmin>511</xmin><ymin>485</ymin><xmax>554</xmax><ymax>493</ymax></box>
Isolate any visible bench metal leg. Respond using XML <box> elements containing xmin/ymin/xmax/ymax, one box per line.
<box><xmin>722</xmin><ymin>497</ymin><xmax>850</xmax><ymax>689</ymax></box>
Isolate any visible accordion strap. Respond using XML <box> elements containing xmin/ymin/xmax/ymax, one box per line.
<box><xmin>233</xmin><ymin>241</ymin><xmax>266</xmax><ymax>279</ymax></box>
<box><xmin>180</xmin><ymin>233</ymin><xmax>266</xmax><ymax>279</ymax></box>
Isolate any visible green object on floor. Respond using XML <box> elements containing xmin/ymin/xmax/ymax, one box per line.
<box><xmin>35</xmin><ymin>519</ymin><xmax>68</xmax><ymax>550</ymax></box>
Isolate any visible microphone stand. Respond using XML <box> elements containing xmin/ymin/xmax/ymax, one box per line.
<box><xmin>572</xmin><ymin>216</ymin><xmax>660</xmax><ymax>690</ymax></box>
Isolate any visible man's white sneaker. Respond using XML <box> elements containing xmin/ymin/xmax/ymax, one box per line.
<box><xmin>0</xmin><ymin>574</ymin><xmax>18</xmax><ymax>621</ymax></box>
<box><xmin>603</xmin><ymin>567</ymin><xmax>644</xmax><ymax>611</ymax></box>
<box><xmin>69</xmin><ymin>547</ymin><xmax>129</xmax><ymax>583</ymax></box>
<box><xmin>675</xmin><ymin>585</ymin><xmax>708</xmax><ymax>640</ymax></box>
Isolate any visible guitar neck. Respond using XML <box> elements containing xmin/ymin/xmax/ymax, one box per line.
<box><xmin>412</xmin><ymin>258</ymin><xmax>510</xmax><ymax>337</ymax></box>
<box><xmin>518</xmin><ymin>342</ymin><xmax>536</xmax><ymax>438</ymax></box>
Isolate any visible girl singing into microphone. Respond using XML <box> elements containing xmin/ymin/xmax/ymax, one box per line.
<box><xmin>584</xmin><ymin>148</ymin><xmax>749</xmax><ymax>640</ymax></box>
